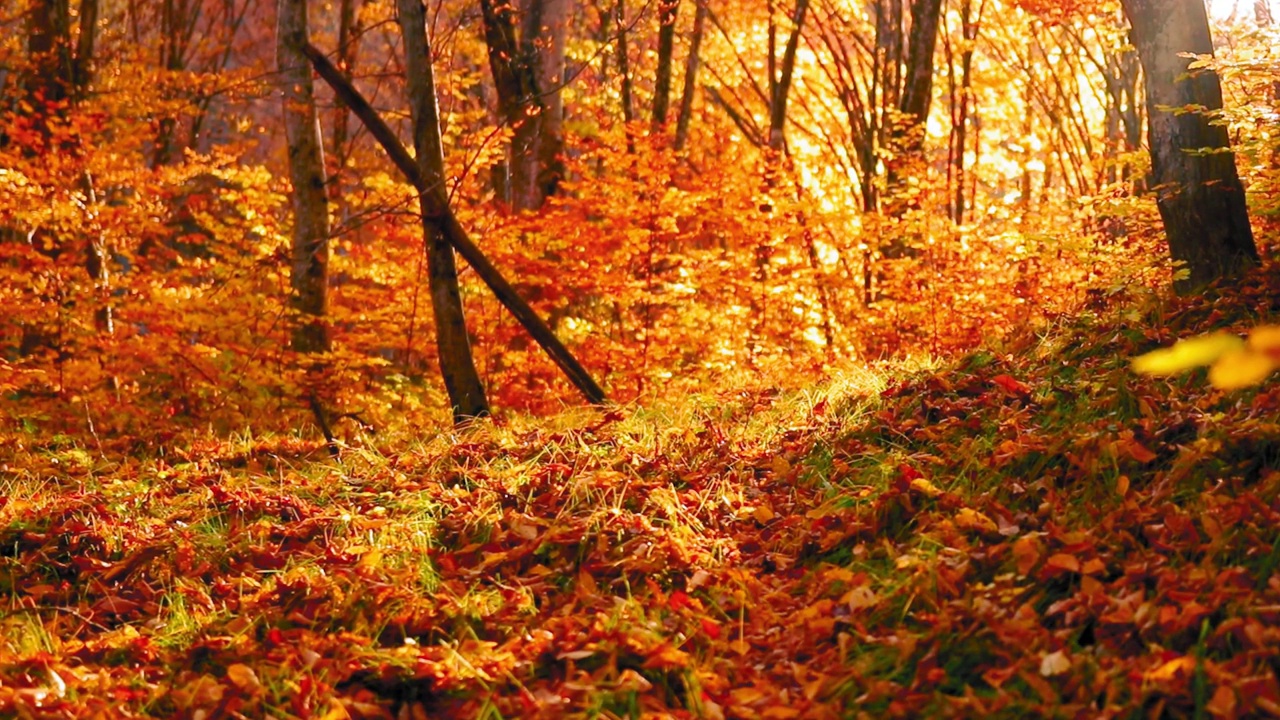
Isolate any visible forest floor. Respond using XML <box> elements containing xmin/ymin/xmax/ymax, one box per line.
<box><xmin>2</xmin><ymin>267</ymin><xmax>1280</xmax><ymax>719</ymax></box>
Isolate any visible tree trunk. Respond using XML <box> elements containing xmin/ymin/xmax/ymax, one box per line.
<box><xmin>673</xmin><ymin>0</ymin><xmax>707</xmax><ymax>151</ymax></box>
<box><xmin>304</xmin><ymin>43</ymin><xmax>609</xmax><ymax>406</ymax></box>
<box><xmin>615</xmin><ymin>0</ymin><xmax>636</xmax><ymax>125</ymax></box>
<box><xmin>524</xmin><ymin>0</ymin><xmax>569</xmax><ymax>199</ymax></box>
<box><xmin>651</xmin><ymin>0</ymin><xmax>680</xmax><ymax>132</ymax></box>
<box><xmin>767</xmin><ymin>0</ymin><xmax>809</xmax><ymax>152</ymax></box>
<box><xmin>479</xmin><ymin>0</ymin><xmax>564</xmax><ymax>211</ymax></box>
<box><xmin>397</xmin><ymin>0</ymin><xmax>490</xmax><ymax>422</ymax></box>
<box><xmin>1121</xmin><ymin>0</ymin><xmax>1258</xmax><ymax>291</ymax></box>
<box><xmin>329</xmin><ymin>0</ymin><xmax>361</xmax><ymax>220</ymax></box>
<box><xmin>277</xmin><ymin>0</ymin><xmax>331</xmax><ymax>355</ymax></box>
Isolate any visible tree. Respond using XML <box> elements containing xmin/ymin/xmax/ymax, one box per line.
<box><xmin>651</xmin><ymin>0</ymin><xmax>680</xmax><ymax>132</ymax></box>
<box><xmin>1121</xmin><ymin>0</ymin><xmax>1258</xmax><ymax>291</ymax></box>
<box><xmin>277</xmin><ymin>1</ymin><xmax>331</xmax><ymax>356</ymax></box>
<box><xmin>480</xmin><ymin>0</ymin><xmax>568</xmax><ymax>211</ymax></box>
<box><xmin>397</xmin><ymin>0</ymin><xmax>490</xmax><ymax>421</ymax></box>
<box><xmin>673</xmin><ymin>0</ymin><xmax>708</xmax><ymax>151</ymax></box>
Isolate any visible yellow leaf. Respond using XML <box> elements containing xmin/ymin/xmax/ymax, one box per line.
<box><xmin>1208</xmin><ymin>349</ymin><xmax>1276</xmax><ymax>390</ymax></box>
<box><xmin>225</xmin><ymin>663</ymin><xmax>261</xmax><ymax>692</ymax></box>
<box><xmin>1144</xmin><ymin>655</ymin><xmax>1195</xmax><ymax>683</ymax></box>
<box><xmin>955</xmin><ymin>507</ymin><xmax>999</xmax><ymax>535</ymax></box>
<box><xmin>753</xmin><ymin>505</ymin><xmax>776</xmax><ymax>523</ymax></box>
<box><xmin>909</xmin><ymin>477</ymin><xmax>943</xmax><ymax>498</ymax></box>
<box><xmin>1132</xmin><ymin>332</ymin><xmax>1244</xmax><ymax>376</ymax></box>
<box><xmin>356</xmin><ymin>549</ymin><xmax>383</xmax><ymax>571</ymax></box>
<box><xmin>1248</xmin><ymin>325</ymin><xmax>1280</xmax><ymax>352</ymax></box>
<box><xmin>770</xmin><ymin>455</ymin><xmax>792</xmax><ymax>477</ymax></box>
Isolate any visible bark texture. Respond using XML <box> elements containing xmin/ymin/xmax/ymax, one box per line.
<box><xmin>397</xmin><ymin>0</ymin><xmax>490</xmax><ymax>421</ymax></box>
<box><xmin>480</xmin><ymin>0</ymin><xmax>567</xmax><ymax>211</ymax></box>
<box><xmin>277</xmin><ymin>0</ymin><xmax>331</xmax><ymax>354</ymax></box>
<box><xmin>1122</xmin><ymin>0</ymin><xmax>1257</xmax><ymax>291</ymax></box>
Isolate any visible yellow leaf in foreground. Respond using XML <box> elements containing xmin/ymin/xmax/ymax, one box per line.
<box><xmin>1132</xmin><ymin>332</ymin><xmax>1244</xmax><ymax>376</ymax></box>
<box><xmin>1248</xmin><ymin>325</ymin><xmax>1280</xmax><ymax>352</ymax></box>
<box><xmin>1209</xmin><ymin>349</ymin><xmax>1277</xmax><ymax>390</ymax></box>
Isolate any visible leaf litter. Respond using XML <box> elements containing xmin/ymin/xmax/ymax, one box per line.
<box><xmin>2</xmin><ymin>267</ymin><xmax>1280</xmax><ymax>718</ymax></box>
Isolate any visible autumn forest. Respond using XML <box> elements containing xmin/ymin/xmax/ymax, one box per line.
<box><xmin>1</xmin><ymin>0</ymin><xmax>1279</xmax><ymax>714</ymax></box>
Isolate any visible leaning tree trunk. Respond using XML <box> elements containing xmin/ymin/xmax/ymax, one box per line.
<box><xmin>1121</xmin><ymin>0</ymin><xmax>1257</xmax><ymax>292</ymax></box>
<box><xmin>397</xmin><ymin>0</ymin><xmax>490</xmax><ymax>422</ymax></box>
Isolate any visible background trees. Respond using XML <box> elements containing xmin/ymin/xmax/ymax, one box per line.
<box><xmin>0</xmin><ymin>0</ymin><xmax>1273</xmax><ymax>439</ymax></box>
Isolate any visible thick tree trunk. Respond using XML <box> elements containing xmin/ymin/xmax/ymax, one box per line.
<box><xmin>523</xmin><ymin>0</ymin><xmax>569</xmax><ymax>200</ymax></box>
<box><xmin>480</xmin><ymin>0</ymin><xmax>564</xmax><ymax>211</ymax></box>
<box><xmin>397</xmin><ymin>0</ymin><xmax>490</xmax><ymax>422</ymax></box>
<box><xmin>1121</xmin><ymin>0</ymin><xmax>1258</xmax><ymax>292</ymax></box>
<box><xmin>277</xmin><ymin>0</ymin><xmax>331</xmax><ymax>355</ymax></box>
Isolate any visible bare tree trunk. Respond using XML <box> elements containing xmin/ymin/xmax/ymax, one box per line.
<box><xmin>1122</xmin><ymin>0</ymin><xmax>1257</xmax><ymax>291</ymax></box>
<box><xmin>615</xmin><ymin>0</ymin><xmax>636</xmax><ymax>125</ymax></box>
<box><xmin>768</xmin><ymin>0</ymin><xmax>809</xmax><ymax>151</ymax></box>
<box><xmin>278</xmin><ymin>0</ymin><xmax>331</xmax><ymax>355</ymax></box>
<box><xmin>397</xmin><ymin>0</ymin><xmax>490</xmax><ymax>422</ymax></box>
<box><xmin>329</xmin><ymin>0</ymin><xmax>361</xmax><ymax>220</ymax></box>
<box><xmin>523</xmin><ymin>0</ymin><xmax>569</xmax><ymax>203</ymax></box>
<box><xmin>651</xmin><ymin>0</ymin><xmax>680</xmax><ymax>131</ymax></box>
<box><xmin>673</xmin><ymin>0</ymin><xmax>707</xmax><ymax>150</ymax></box>
<box><xmin>947</xmin><ymin>0</ymin><xmax>981</xmax><ymax>224</ymax></box>
<box><xmin>479</xmin><ymin>0</ymin><xmax>565</xmax><ymax>211</ymax></box>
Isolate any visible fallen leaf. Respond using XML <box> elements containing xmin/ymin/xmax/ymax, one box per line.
<box><xmin>955</xmin><ymin>507</ymin><xmax>999</xmax><ymax>535</ymax></box>
<box><xmin>1045</xmin><ymin>553</ymin><xmax>1080</xmax><ymax>574</ymax></box>
<box><xmin>1040</xmin><ymin>650</ymin><xmax>1071</xmax><ymax>677</ymax></box>
<box><xmin>909</xmin><ymin>477</ymin><xmax>943</xmax><ymax>498</ymax></box>
<box><xmin>1012</xmin><ymin>536</ymin><xmax>1043</xmax><ymax>575</ymax></box>
<box><xmin>225</xmin><ymin>664</ymin><xmax>261</xmax><ymax>692</ymax></box>
<box><xmin>1145</xmin><ymin>656</ymin><xmax>1196</xmax><ymax>683</ymax></box>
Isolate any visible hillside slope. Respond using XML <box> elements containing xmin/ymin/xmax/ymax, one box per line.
<box><xmin>2</xmin><ymin>266</ymin><xmax>1279</xmax><ymax>719</ymax></box>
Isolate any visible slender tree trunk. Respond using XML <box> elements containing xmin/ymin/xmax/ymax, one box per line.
<box><xmin>651</xmin><ymin>0</ymin><xmax>680</xmax><ymax>132</ymax></box>
<box><xmin>277</xmin><ymin>0</ymin><xmax>331</xmax><ymax>355</ymax></box>
<box><xmin>1121</xmin><ymin>0</ymin><xmax>1258</xmax><ymax>291</ymax></box>
<box><xmin>768</xmin><ymin>0</ymin><xmax>809</xmax><ymax>151</ymax></box>
<box><xmin>397</xmin><ymin>0</ymin><xmax>489</xmax><ymax>421</ymax></box>
<box><xmin>329</xmin><ymin>0</ymin><xmax>361</xmax><ymax>220</ymax></box>
<box><xmin>673</xmin><ymin>0</ymin><xmax>707</xmax><ymax>151</ymax></box>
<box><xmin>615</xmin><ymin>0</ymin><xmax>636</xmax><ymax>124</ymax></box>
